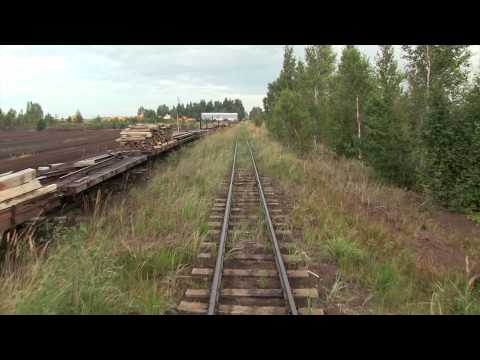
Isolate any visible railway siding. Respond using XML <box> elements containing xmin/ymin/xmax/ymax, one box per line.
<box><xmin>1</xmin><ymin>129</ymin><xmax>210</xmax><ymax>235</ymax></box>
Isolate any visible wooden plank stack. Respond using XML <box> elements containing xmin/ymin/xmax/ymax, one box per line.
<box><xmin>73</xmin><ymin>153</ymin><xmax>115</xmax><ymax>168</ymax></box>
<box><xmin>0</xmin><ymin>169</ymin><xmax>57</xmax><ymax>212</ymax></box>
<box><xmin>116</xmin><ymin>123</ymin><xmax>173</xmax><ymax>151</ymax></box>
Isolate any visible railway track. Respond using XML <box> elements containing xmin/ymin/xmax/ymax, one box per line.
<box><xmin>178</xmin><ymin>140</ymin><xmax>323</xmax><ymax>315</ymax></box>
<box><xmin>1</xmin><ymin>130</ymin><xmax>208</xmax><ymax>237</ymax></box>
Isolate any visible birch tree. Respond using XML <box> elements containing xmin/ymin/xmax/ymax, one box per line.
<box><xmin>330</xmin><ymin>45</ymin><xmax>373</xmax><ymax>158</ymax></box>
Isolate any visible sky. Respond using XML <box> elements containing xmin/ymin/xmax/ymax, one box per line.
<box><xmin>1</xmin><ymin>45</ymin><xmax>479</xmax><ymax>118</ymax></box>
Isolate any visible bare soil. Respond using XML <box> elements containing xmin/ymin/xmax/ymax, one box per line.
<box><xmin>362</xmin><ymin>193</ymin><xmax>480</xmax><ymax>273</ymax></box>
<box><xmin>0</xmin><ymin>129</ymin><xmax>121</xmax><ymax>173</ymax></box>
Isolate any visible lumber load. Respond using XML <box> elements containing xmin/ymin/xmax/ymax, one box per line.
<box><xmin>49</xmin><ymin>163</ymin><xmax>64</xmax><ymax>169</ymax></box>
<box><xmin>172</xmin><ymin>131</ymin><xmax>196</xmax><ymax>141</ymax></box>
<box><xmin>117</xmin><ymin>123</ymin><xmax>173</xmax><ymax>151</ymax></box>
<box><xmin>0</xmin><ymin>171</ymin><xmax>13</xmax><ymax>178</ymax></box>
<box><xmin>38</xmin><ymin>163</ymin><xmax>68</xmax><ymax>176</ymax></box>
<box><xmin>0</xmin><ymin>184</ymin><xmax>57</xmax><ymax>210</ymax></box>
<box><xmin>0</xmin><ymin>168</ymin><xmax>58</xmax><ymax>212</ymax></box>
<box><xmin>0</xmin><ymin>184</ymin><xmax>57</xmax><ymax>211</ymax></box>
<box><xmin>73</xmin><ymin>153</ymin><xmax>114</xmax><ymax>168</ymax></box>
<box><xmin>0</xmin><ymin>169</ymin><xmax>36</xmax><ymax>191</ymax></box>
<box><xmin>0</xmin><ymin>179</ymin><xmax>42</xmax><ymax>203</ymax></box>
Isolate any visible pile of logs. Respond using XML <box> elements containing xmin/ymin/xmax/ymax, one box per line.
<box><xmin>116</xmin><ymin>124</ymin><xmax>173</xmax><ymax>151</ymax></box>
<box><xmin>0</xmin><ymin>169</ymin><xmax>57</xmax><ymax>212</ymax></box>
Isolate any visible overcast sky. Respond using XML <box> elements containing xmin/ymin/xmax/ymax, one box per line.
<box><xmin>1</xmin><ymin>45</ymin><xmax>479</xmax><ymax>118</ymax></box>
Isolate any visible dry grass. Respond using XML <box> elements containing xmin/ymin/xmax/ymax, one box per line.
<box><xmin>248</xmin><ymin>123</ymin><xmax>480</xmax><ymax>314</ymax></box>
<box><xmin>2</xmin><ymin>122</ymin><xmax>478</xmax><ymax>314</ymax></box>
<box><xmin>0</xmin><ymin>126</ymin><xmax>238</xmax><ymax>314</ymax></box>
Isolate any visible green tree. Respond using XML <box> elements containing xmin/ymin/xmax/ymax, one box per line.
<box><xmin>330</xmin><ymin>45</ymin><xmax>374</xmax><ymax>158</ymax></box>
<box><xmin>271</xmin><ymin>89</ymin><xmax>313</xmax><ymax>155</ymax></box>
<box><xmin>17</xmin><ymin>110</ymin><xmax>25</xmax><ymax>128</ymax></box>
<box><xmin>44</xmin><ymin>113</ymin><xmax>56</xmax><ymax>126</ymax></box>
<box><xmin>206</xmin><ymin>100</ymin><xmax>214</xmax><ymax>112</ymax></box>
<box><xmin>234</xmin><ymin>99</ymin><xmax>246</xmax><ymax>120</ymax></box>
<box><xmin>363</xmin><ymin>45</ymin><xmax>415</xmax><ymax>186</ymax></box>
<box><xmin>304</xmin><ymin>45</ymin><xmax>336</xmax><ymax>103</ymax></box>
<box><xmin>402</xmin><ymin>45</ymin><xmax>471</xmax><ymax>136</ymax></box>
<box><xmin>420</xmin><ymin>88</ymin><xmax>456</xmax><ymax>205</ymax></box>
<box><xmin>455</xmin><ymin>75</ymin><xmax>480</xmax><ymax>210</ymax></box>
<box><xmin>156</xmin><ymin>105</ymin><xmax>170</xmax><ymax>118</ymax></box>
<box><xmin>73</xmin><ymin>110</ymin><xmax>84</xmax><ymax>124</ymax></box>
<box><xmin>142</xmin><ymin>109</ymin><xmax>157</xmax><ymax>122</ymax></box>
<box><xmin>264</xmin><ymin>46</ymin><xmax>298</xmax><ymax>117</ymax></box>
<box><xmin>278</xmin><ymin>45</ymin><xmax>297</xmax><ymax>91</ymax></box>
<box><xmin>25</xmin><ymin>102</ymin><xmax>44</xmax><ymax>126</ymax></box>
<box><xmin>249</xmin><ymin>106</ymin><xmax>264</xmax><ymax>127</ymax></box>
<box><xmin>5</xmin><ymin>109</ymin><xmax>17</xmax><ymax>129</ymax></box>
<box><xmin>375</xmin><ymin>45</ymin><xmax>404</xmax><ymax>102</ymax></box>
<box><xmin>303</xmin><ymin>45</ymin><xmax>337</xmax><ymax>143</ymax></box>
<box><xmin>402</xmin><ymin>45</ymin><xmax>473</xmax><ymax>207</ymax></box>
<box><xmin>0</xmin><ymin>108</ymin><xmax>4</xmax><ymax>129</ymax></box>
<box><xmin>421</xmin><ymin>75</ymin><xmax>480</xmax><ymax>210</ymax></box>
<box><xmin>36</xmin><ymin>117</ymin><xmax>47</xmax><ymax>131</ymax></box>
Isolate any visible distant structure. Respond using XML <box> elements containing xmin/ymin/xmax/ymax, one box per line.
<box><xmin>201</xmin><ymin>113</ymin><xmax>238</xmax><ymax>122</ymax></box>
<box><xmin>163</xmin><ymin>114</ymin><xmax>172</xmax><ymax>120</ymax></box>
<box><xmin>102</xmin><ymin>116</ymin><xmax>130</xmax><ymax>121</ymax></box>
<box><xmin>179</xmin><ymin>116</ymin><xmax>196</xmax><ymax>122</ymax></box>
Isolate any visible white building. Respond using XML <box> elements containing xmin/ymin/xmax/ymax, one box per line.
<box><xmin>163</xmin><ymin>114</ymin><xmax>172</xmax><ymax>120</ymax></box>
<box><xmin>201</xmin><ymin>113</ymin><xmax>238</xmax><ymax>122</ymax></box>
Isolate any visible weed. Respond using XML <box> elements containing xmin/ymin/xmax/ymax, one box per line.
<box><xmin>326</xmin><ymin>236</ymin><xmax>367</xmax><ymax>269</ymax></box>
<box><xmin>0</xmin><ymin>126</ymin><xmax>239</xmax><ymax>314</ymax></box>
<box><xmin>247</xmin><ymin>122</ymin><xmax>480</xmax><ymax>314</ymax></box>
<box><xmin>467</xmin><ymin>212</ymin><xmax>480</xmax><ymax>225</ymax></box>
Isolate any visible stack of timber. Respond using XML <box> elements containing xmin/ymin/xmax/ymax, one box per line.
<box><xmin>56</xmin><ymin>154</ymin><xmax>147</xmax><ymax>195</ymax></box>
<box><xmin>1</xmin><ymin>169</ymin><xmax>58</xmax><ymax>234</ymax></box>
<box><xmin>73</xmin><ymin>153</ymin><xmax>115</xmax><ymax>168</ymax></box>
<box><xmin>35</xmin><ymin>153</ymin><xmax>122</xmax><ymax>185</ymax></box>
<box><xmin>116</xmin><ymin>123</ymin><xmax>173</xmax><ymax>151</ymax></box>
<box><xmin>172</xmin><ymin>131</ymin><xmax>196</xmax><ymax>141</ymax></box>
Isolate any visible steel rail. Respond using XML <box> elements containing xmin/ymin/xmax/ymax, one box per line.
<box><xmin>247</xmin><ymin>140</ymin><xmax>298</xmax><ymax>315</ymax></box>
<box><xmin>207</xmin><ymin>140</ymin><xmax>238</xmax><ymax>314</ymax></box>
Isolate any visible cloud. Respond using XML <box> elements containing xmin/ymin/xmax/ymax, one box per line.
<box><xmin>0</xmin><ymin>45</ymin><xmax>287</xmax><ymax>117</ymax></box>
<box><xmin>1</xmin><ymin>45</ymin><xmax>479</xmax><ymax>118</ymax></box>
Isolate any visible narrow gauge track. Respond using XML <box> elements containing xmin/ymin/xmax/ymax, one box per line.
<box><xmin>1</xmin><ymin>130</ymin><xmax>208</xmax><ymax>238</ymax></box>
<box><xmin>178</xmin><ymin>140</ymin><xmax>323</xmax><ymax>315</ymax></box>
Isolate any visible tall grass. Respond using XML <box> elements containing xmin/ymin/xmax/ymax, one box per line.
<box><xmin>0</xmin><ymin>127</ymin><xmax>237</xmax><ymax>314</ymax></box>
<box><xmin>248</xmin><ymin>123</ymin><xmax>480</xmax><ymax>314</ymax></box>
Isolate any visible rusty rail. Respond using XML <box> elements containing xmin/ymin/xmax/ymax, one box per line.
<box><xmin>247</xmin><ymin>140</ymin><xmax>298</xmax><ymax>315</ymax></box>
<box><xmin>207</xmin><ymin>140</ymin><xmax>237</xmax><ymax>315</ymax></box>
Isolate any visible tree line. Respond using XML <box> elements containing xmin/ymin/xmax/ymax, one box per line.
<box><xmin>256</xmin><ymin>45</ymin><xmax>480</xmax><ymax>212</ymax></box>
<box><xmin>138</xmin><ymin>97</ymin><xmax>247</xmax><ymax>122</ymax></box>
<box><xmin>0</xmin><ymin>97</ymin><xmax>247</xmax><ymax>131</ymax></box>
<box><xmin>0</xmin><ymin>102</ymin><xmax>84</xmax><ymax>131</ymax></box>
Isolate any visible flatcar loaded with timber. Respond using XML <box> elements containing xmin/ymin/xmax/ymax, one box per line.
<box><xmin>0</xmin><ymin>125</ymin><xmax>218</xmax><ymax>236</ymax></box>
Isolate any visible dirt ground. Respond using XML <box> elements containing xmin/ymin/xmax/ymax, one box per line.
<box><xmin>0</xmin><ymin>129</ymin><xmax>121</xmax><ymax>173</ymax></box>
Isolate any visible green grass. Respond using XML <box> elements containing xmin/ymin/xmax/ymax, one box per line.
<box><xmin>429</xmin><ymin>274</ymin><xmax>480</xmax><ymax>315</ymax></box>
<box><xmin>3</xmin><ymin>122</ymin><xmax>479</xmax><ymax>314</ymax></box>
<box><xmin>326</xmin><ymin>236</ymin><xmax>367</xmax><ymax>269</ymax></box>
<box><xmin>247</xmin><ymin>122</ymin><xmax>480</xmax><ymax>314</ymax></box>
<box><xmin>0</xmin><ymin>126</ymin><xmax>239</xmax><ymax>314</ymax></box>
<box><xmin>467</xmin><ymin>212</ymin><xmax>480</xmax><ymax>225</ymax></box>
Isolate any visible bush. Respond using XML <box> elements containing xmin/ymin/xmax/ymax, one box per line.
<box><xmin>36</xmin><ymin>118</ymin><xmax>47</xmax><ymax>131</ymax></box>
<box><xmin>269</xmin><ymin>89</ymin><xmax>313</xmax><ymax>155</ymax></box>
<box><xmin>421</xmin><ymin>86</ymin><xmax>480</xmax><ymax>211</ymax></box>
<box><xmin>363</xmin><ymin>94</ymin><xmax>416</xmax><ymax>187</ymax></box>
